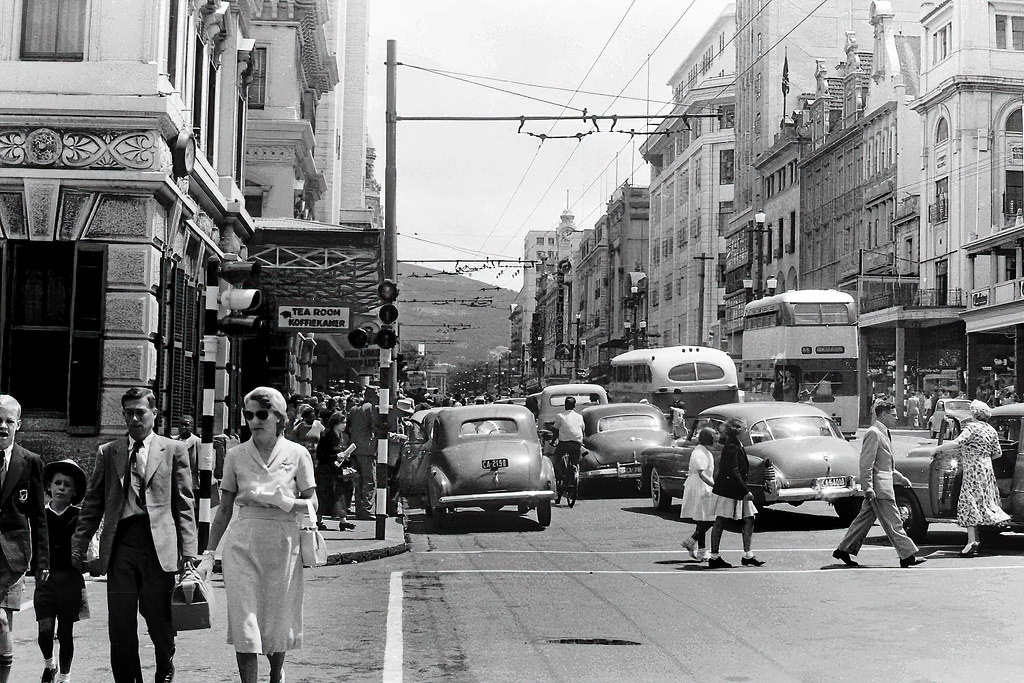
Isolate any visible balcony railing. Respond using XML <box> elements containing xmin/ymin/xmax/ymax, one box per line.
<box><xmin>928</xmin><ymin>198</ymin><xmax>949</xmax><ymax>224</ymax></box>
<box><xmin>860</xmin><ymin>287</ymin><xmax>963</xmax><ymax>313</ymax></box>
<box><xmin>969</xmin><ymin>277</ymin><xmax>1024</xmax><ymax>309</ymax></box>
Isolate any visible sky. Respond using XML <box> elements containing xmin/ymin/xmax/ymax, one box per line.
<box><xmin>366</xmin><ymin>1</ymin><xmax>730</xmax><ymax>292</ymax></box>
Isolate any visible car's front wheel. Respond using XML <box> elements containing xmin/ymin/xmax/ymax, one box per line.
<box><xmin>651</xmin><ymin>469</ymin><xmax>672</xmax><ymax>511</ymax></box>
<box><xmin>832</xmin><ymin>497</ymin><xmax>862</xmax><ymax>526</ymax></box>
<box><xmin>537</xmin><ymin>500</ymin><xmax>552</xmax><ymax>527</ymax></box>
<box><xmin>895</xmin><ymin>488</ymin><xmax>928</xmax><ymax>543</ymax></box>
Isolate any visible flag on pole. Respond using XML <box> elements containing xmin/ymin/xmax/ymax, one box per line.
<box><xmin>782</xmin><ymin>49</ymin><xmax>790</xmax><ymax>97</ymax></box>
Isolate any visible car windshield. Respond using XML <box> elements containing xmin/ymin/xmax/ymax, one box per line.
<box><xmin>749</xmin><ymin>416</ymin><xmax>842</xmax><ymax>443</ymax></box>
<box><xmin>943</xmin><ymin>399</ymin><xmax>971</xmax><ymax>412</ymax></box>
<box><xmin>458</xmin><ymin>419</ymin><xmax>518</xmax><ymax>436</ymax></box>
<box><xmin>598</xmin><ymin>414</ymin><xmax>658</xmax><ymax>432</ymax></box>
<box><xmin>991</xmin><ymin>417</ymin><xmax>1023</xmax><ymax>441</ymax></box>
<box><xmin>548</xmin><ymin>393</ymin><xmax>602</xmax><ymax>408</ymax></box>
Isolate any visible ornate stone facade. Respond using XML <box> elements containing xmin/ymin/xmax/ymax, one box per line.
<box><xmin>0</xmin><ymin>128</ymin><xmax>165</xmax><ymax>171</ymax></box>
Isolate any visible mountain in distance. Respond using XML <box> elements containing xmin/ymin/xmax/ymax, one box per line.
<box><xmin>397</xmin><ymin>262</ymin><xmax>519</xmax><ymax>365</ymax></box>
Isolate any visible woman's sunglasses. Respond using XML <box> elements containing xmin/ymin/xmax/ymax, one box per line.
<box><xmin>242</xmin><ymin>409</ymin><xmax>271</xmax><ymax>421</ymax></box>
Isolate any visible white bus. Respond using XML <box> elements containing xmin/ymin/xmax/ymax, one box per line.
<box><xmin>608</xmin><ymin>346</ymin><xmax>740</xmax><ymax>417</ymax></box>
<box><xmin>741</xmin><ymin>289</ymin><xmax>859</xmax><ymax>435</ymax></box>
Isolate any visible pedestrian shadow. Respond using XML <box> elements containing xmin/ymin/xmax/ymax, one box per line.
<box><xmin>404</xmin><ymin>509</ymin><xmax>547</xmax><ymax>535</ymax></box>
<box><xmin>620</xmin><ymin>504</ymin><xmax>846</xmax><ymax>533</ymax></box>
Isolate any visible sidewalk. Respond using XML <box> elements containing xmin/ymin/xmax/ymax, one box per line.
<box><xmin>319</xmin><ymin>514</ymin><xmax>409</xmax><ymax>565</ymax></box>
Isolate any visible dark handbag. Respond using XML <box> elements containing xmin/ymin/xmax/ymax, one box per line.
<box><xmin>171</xmin><ymin>566</ymin><xmax>213</xmax><ymax>631</ymax></box>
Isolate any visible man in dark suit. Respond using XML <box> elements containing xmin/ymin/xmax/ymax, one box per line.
<box><xmin>0</xmin><ymin>394</ymin><xmax>48</xmax><ymax>683</ymax></box>
<box><xmin>72</xmin><ymin>387</ymin><xmax>197</xmax><ymax>683</ymax></box>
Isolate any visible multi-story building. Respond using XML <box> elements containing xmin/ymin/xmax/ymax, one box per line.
<box><xmin>0</xmin><ymin>0</ymin><xmax>258</xmax><ymax>455</ymax></box>
<box><xmin>572</xmin><ymin>227</ymin><xmax>605</xmax><ymax>380</ymax></box>
<box><xmin>724</xmin><ymin>0</ymin><xmax>918</xmax><ymax>356</ymax></box>
<box><xmin>921</xmin><ymin>0</ymin><xmax>1024</xmax><ymax>401</ymax></box>
<box><xmin>643</xmin><ymin>3</ymin><xmax>735</xmax><ymax>350</ymax></box>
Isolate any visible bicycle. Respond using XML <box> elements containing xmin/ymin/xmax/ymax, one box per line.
<box><xmin>550</xmin><ymin>447</ymin><xmax>581</xmax><ymax>508</ymax></box>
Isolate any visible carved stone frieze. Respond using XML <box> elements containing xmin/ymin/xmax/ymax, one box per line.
<box><xmin>0</xmin><ymin>128</ymin><xmax>163</xmax><ymax>171</ymax></box>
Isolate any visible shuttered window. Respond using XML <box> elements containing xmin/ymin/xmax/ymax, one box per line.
<box><xmin>166</xmin><ymin>268</ymin><xmax>202</xmax><ymax>431</ymax></box>
<box><xmin>21</xmin><ymin>0</ymin><xmax>86</xmax><ymax>61</ymax></box>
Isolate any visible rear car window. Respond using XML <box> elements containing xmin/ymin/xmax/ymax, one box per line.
<box><xmin>598</xmin><ymin>414</ymin><xmax>658</xmax><ymax>432</ymax></box>
<box><xmin>548</xmin><ymin>394</ymin><xmax>602</xmax><ymax>408</ymax></box>
<box><xmin>750</xmin><ymin>416</ymin><xmax>842</xmax><ymax>442</ymax></box>
<box><xmin>458</xmin><ymin>419</ymin><xmax>518</xmax><ymax>436</ymax></box>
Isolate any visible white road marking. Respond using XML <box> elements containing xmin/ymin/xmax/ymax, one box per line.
<box><xmin>383</xmin><ymin>571</ymin><xmax>403</xmax><ymax>683</ymax></box>
<box><xmin>419</xmin><ymin>546</ymin><xmax>958</xmax><ymax>555</ymax></box>
<box><xmin>418</xmin><ymin>564</ymin><xmax>1024</xmax><ymax>575</ymax></box>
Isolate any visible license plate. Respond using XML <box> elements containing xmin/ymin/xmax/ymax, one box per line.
<box><xmin>818</xmin><ymin>476</ymin><xmax>848</xmax><ymax>488</ymax></box>
<box><xmin>481</xmin><ymin>458</ymin><xmax>508</xmax><ymax>469</ymax></box>
<box><xmin>617</xmin><ymin>463</ymin><xmax>641</xmax><ymax>476</ymax></box>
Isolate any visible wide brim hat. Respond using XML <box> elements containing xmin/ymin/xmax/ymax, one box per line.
<box><xmin>43</xmin><ymin>458</ymin><xmax>87</xmax><ymax>505</ymax></box>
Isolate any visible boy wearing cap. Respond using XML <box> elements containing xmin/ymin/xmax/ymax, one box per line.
<box><xmin>35</xmin><ymin>459</ymin><xmax>89</xmax><ymax>683</ymax></box>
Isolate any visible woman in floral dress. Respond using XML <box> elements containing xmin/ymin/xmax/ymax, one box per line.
<box><xmin>934</xmin><ymin>400</ymin><xmax>1010</xmax><ymax>556</ymax></box>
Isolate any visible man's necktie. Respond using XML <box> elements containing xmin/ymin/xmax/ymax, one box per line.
<box><xmin>126</xmin><ymin>441</ymin><xmax>145</xmax><ymax>508</ymax></box>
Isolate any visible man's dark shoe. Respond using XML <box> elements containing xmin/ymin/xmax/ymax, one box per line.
<box><xmin>899</xmin><ymin>554</ymin><xmax>927</xmax><ymax>568</ymax></box>
<box><xmin>316</xmin><ymin>521</ymin><xmax>329</xmax><ymax>531</ymax></box>
<box><xmin>707</xmin><ymin>556</ymin><xmax>732</xmax><ymax>569</ymax></box>
<box><xmin>338</xmin><ymin>521</ymin><xmax>356</xmax><ymax>530</ymax></box>
<box><xmin>832</xmin><ymin>549</ymin><xmax>859</xmax><ymax>567</ymax></box>
<box><xmin>741</xmin><ymin>556</ymin><xmax>765</xmax><ymax>567</ymax></box>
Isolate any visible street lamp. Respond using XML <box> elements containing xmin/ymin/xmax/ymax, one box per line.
<box><xmin>750</xmin><ymin>212</ymin><xmax>770</xmax><ymax>299</ymax></box>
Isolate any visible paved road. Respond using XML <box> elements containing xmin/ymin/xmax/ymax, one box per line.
<box><xmin>10</xmin><ymin>489</ymin><xmax>1024</xmax><ymax>682</ymax></box>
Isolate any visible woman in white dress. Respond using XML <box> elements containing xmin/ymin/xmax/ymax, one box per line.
<box><xmin>680</xmin><ymin>427</ymin><xmax>717</xmax><ymax>561</ymax></box>
<box><xmin>201</xmin><ymin>386</ymin><xmax>318</xmax><ymax>683</ymax></box>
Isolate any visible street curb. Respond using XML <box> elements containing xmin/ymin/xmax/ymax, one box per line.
<box><xmin>325</xmin><ymin>515</ymin><xmax>410</xmax><ymax>565</ymax></box>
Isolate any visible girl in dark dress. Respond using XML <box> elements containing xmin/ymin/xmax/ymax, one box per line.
<box><xmin>707</xmin><ymin>419</ymin><xmax>765</xmax><ymax>569</ymax></box>
<box><xmin>34</xmin><ymin>459</ymin><xmax>88</xmax><ymax>683</ymax></box>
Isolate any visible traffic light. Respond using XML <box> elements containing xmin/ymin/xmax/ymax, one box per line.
<box><xmin>217</xmin><ymin>259</ymin><xmax>264</xmax><ymax>335</ymax></box>
<box><xmin>376</xmin><ymin>278</ymin><xmax>399</xmax><ymax>349</ymax></box>
<box><xmin>347</xmin><ymin>315</ymin><xmax>381</xmax><ymax>349</ymax></box>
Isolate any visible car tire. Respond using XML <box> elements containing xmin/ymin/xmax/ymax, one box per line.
<box><xmin>651</xmin><ymin>469</ymin><xmax>672</xmax><ymax>512</ymax></box>
<box><xmin>832</xmin><ymin>498</ymin><xmax>862</xmax><ymax>526</ymax></box>
<box><xmin>433</xmin><ymin>506</ymin><xmax>451</xmax><ymax>529</ymax></box>
<box><xmin>895</xmin><ymin>488</ymin><xmax>928</xmax><ymax>543</ymax></box>
<box><xmin>537</xmin><ymin>500</ymin><xmax>552</xmax><ymax>527</ymax></box>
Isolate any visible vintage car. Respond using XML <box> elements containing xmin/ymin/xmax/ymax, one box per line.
<box><xmin>927</xmin><ymin>397</ymin><xmax>972</xmax><ymax>436</ymax></box>
<box><xmin>894</xmin><ymin>403</ymin><xmax>1024</xmax><ymax>542</ymax></box>
<box><xmin>578</xmin><ymin>403</ymin><xmax>673</xmax><ymax>482</ymax></box>
<box><xmin>527</xmin><ymin>383</ymin><xmax>609</xmax><ymax>453</ymax></box>
<box><xmin>398</xmin><ymin>404</ymin><xmax>556</xmax><ymax>528</ymax></box>
<box><xmin>639</xmin><ymin>403</ymin><xmax>863</xmax><ymax>522</ymax></box>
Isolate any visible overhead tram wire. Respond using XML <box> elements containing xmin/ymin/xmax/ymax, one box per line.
<box><xmin>565</xmin><ymin>0</ymin><xmax>776</xmax><ymax>225</ymax></box>
<box><xmin>474</xmin><ymin>0</ymin><xmax>639</xmax><ymax>253</ymax></box>
<box><xmin>497</xmin><ymin>0</ymin><xmax>702</xmax><ymax>254</ymax></box>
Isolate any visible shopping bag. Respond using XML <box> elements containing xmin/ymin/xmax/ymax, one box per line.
<box><xmin>299</xmin><ymin>500</ymin><xmax>327</xmax><ymax>568</ymax></box>
<box><xmin>171</xmin><ymin>566</ymin><xmax>213</xmax><ymax>630</ymax></box>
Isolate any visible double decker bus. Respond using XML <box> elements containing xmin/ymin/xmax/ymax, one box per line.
<box><xmin>608</xmin><ymin>346</ymin><xmax>740</xmax><ymax>417</ymax></box>
<box><xmin>741</xmin><ymin>289</ymin><xmax>858</xmax><ymax>435</ymax></box>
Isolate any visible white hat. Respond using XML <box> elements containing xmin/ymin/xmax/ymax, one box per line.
<box><xmin>396</xmin><ymin>397</ymin><xmax>416</xmax><ymax>414</ymax></box>
<box><xmin>969</xmin><ymin>399</ymin><xmax>991</xmax><ymax>418</ymax></box>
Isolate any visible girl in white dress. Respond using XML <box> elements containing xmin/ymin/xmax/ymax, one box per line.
<box><xmin>680</xmin><ymin>428</ymin><xmax>717</xmax><ymax>561</ymax></box>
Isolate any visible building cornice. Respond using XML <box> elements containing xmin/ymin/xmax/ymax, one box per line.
<box><xmin>912</xmin><ymin>75</ymin><xmax>1024</xmax><ymax>112</ymax></box>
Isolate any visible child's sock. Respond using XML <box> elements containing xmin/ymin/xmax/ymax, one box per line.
<box><xmin>744</xmin><ymin>551</ymin><xmax>755</xmax><ymax>559</ymax></box>
<box><xmin>45</xmin><ymin>657</ymin><xmax>56</xmax><ymax>670</ymax></box>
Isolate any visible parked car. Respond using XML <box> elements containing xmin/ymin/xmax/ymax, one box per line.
<box><xmin>894</xmin><ymin>403</ymin><xmax>1024</xmax><ymax>542</ymax></box>
<box><xmin>578</xmin><ymin>403</ymin><xmax>673</xmax><ymax>482</ymax></box>
<box><xmin>493</xmin><ymin>397</ymin><xmax>528</xmax><ymax>407</ymax></box>
<box><xmin>928</xmin><ymin>397</ymin><xmax>972</xmax><ymax>436</ymax></box>
<box><xmin>639</xmin><ymin>403</ymin><xmax>862</xmax><ymax>522</ymax></box>
<box><xmin>399</xmin><ymin>404</ymin><xmax>556</xmax><ymax>528</ymax></box>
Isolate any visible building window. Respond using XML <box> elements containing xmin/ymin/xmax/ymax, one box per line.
<box><xmin>719</xmin><ymin>149</ymin><xmax>734</xmax><ymax>184</ymax></box>
<box><xmin>788</xmin><ymin>211</ymin><xmax>796</xmax><ymax>253</ymax></box>
<box><xmin>248</xmin><ymin>47</ymin><xmax>267</xmax><ymax>108</ymax></box>
<box><xmin>0</xmin><ymin>242</ymin><xmax>105</xmax><ymax>430</ymax></box>
<box><xmin>21</xmin><ymin>0</ymin><xmax>86</xmax><ymax>61</ymax></box>
<box><xmin>933</xmin><ymin>23</ymin><xmax>951</xmax><ymax>63</ymax></box>
<box><xmin>935</xmin><ymin>116</ymin><xmax>949</xmax><ymax>144</ymax></box>
<box><xmin>719</xmin><ymin>105</ymin><xmax>735</xmax><ymax>130</ymax></box>
<box><xmin>996</xmin><ymin>14</ymin><xmax>1024</xmax><ymax>50</ymax></box>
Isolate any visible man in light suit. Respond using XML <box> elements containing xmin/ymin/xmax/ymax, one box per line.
<box><xmin>833</xmin><ymin>401</ymin><xmax>926</xmax><ymax>568</ymax></box>
<box><xmin>72</xmin><ymin>387</ymin><xmax>198</xmax><ymax>683</ymax></box>
<box><xmin>0</xmin><ymin>395</ymin><xmax>48</xmax><ymax>683</ymax></box>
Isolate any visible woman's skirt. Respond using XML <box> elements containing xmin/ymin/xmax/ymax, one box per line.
<box><xmin>710</xmin><ymin>493</ymin><xmax>757</xmax><ymax>520</ymax></box>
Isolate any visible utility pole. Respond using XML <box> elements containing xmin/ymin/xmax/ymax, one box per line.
<box><xmin>693</xmin><ymin>254</ymin><xmax>715</xmax><ymax>345</ymax></box>
<box><xmin>376</xmin><ymin>40</ymin><xmax>398</xmax><ymax>541</ymax></box>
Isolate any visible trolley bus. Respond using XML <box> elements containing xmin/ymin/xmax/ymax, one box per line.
<box><xmin>741</xmin><ymin>289</ymin><xmax>858</xmax><ymax>435</ymax></box>
<box><xmin>608</xmin><ymin>346</ymin><xmax>740</xmax><ymax>417</ymax></box>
